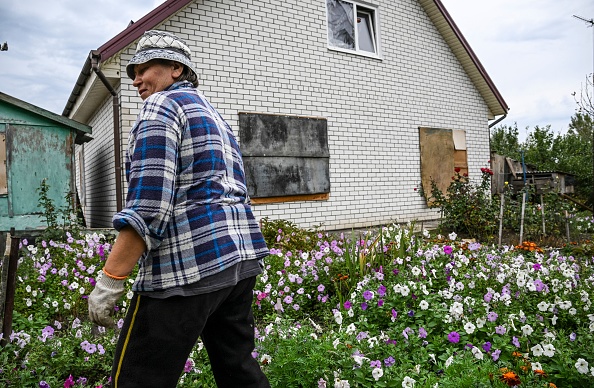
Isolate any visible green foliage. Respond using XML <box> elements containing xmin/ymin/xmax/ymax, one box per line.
<box><xmin>490</xmin><ymin>124</ymin><xmax>522</xmax><ymax>161</ymax></box>
<box><xmin>260</xmin><ymin>217</ymin><xmax>322</xmax><ymax>253</ymax></box>
<box><xmin>36</xmin><ymin>179</ymin><xmax>85</xmax><ymax>242</ymax></box>
<box><xmin>424</xmin><ymin>167</ymin><xmax>498</xmax><ymax>241</ymax></box>
<box><xmin>4</xmin><ymin>219</ymin><xmax>594</xmax><ymax>387</ymax></box>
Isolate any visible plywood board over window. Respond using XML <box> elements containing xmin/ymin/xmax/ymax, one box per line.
<box><xmin>419</xmin><ymin>127</ymin><xmax>467</xmax><ymax>204</ymax></box>
<box><xmin>239</xmin><ymin>113</ymin><xmax>330</xmax><ymax>204</ymax></box>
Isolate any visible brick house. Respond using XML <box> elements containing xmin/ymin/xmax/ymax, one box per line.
<box><xmin>63</xmin><ymin>0</ymin><xmax>508</xmax><ymax>230</ymax></box>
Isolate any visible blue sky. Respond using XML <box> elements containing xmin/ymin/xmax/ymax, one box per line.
<box><xmin>0</xmin><ymin>0</ymin><xmax>593</xmax><ymax>141</ymax></box>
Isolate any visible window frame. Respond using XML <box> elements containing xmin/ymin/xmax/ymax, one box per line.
<box><xmin>326</xmin><ymin>0</ymin><xmax>381</xmax><ymax>58</ymax></box>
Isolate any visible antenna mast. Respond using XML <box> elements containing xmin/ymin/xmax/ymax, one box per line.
<box><xmin>573</xmin><ymin>15</ymin><xmax>594</xmax><ymax>213</ymax></box>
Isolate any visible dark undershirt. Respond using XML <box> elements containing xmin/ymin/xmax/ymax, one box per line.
<box><xmin>138</xmin><ymin>259</ymin><xmax>263</xmax><ymax>299</ymax></box>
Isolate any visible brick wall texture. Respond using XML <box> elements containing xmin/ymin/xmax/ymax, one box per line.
<box><xmin>81</xmin><ymin>0</ymin><xmax>493</xmax><ymax>230</ymax></box>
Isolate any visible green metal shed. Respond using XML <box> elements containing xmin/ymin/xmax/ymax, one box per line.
<box><xmin>0</xmin><ymin>92</ymin><xmax>92</xmax><ymax>231</ymax></box>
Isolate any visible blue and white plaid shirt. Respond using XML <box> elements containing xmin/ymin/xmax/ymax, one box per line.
<box><xmin>113</xmin><ymin>81</ymin><xmax>269</xmax><ymax>292</ymax></box>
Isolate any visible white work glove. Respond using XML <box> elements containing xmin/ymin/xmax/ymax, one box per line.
<box><xmin>88</xmin><ymin>271</ymin><xmax>126</xmax><ymax>328</ymax></box>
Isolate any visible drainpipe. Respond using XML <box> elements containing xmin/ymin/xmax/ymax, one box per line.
<box><xmin>90</xmin><ymin>50</ymin><xmax>123</xmax><ymax>212</ymax></box>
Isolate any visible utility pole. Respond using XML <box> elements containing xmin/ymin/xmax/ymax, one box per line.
<box><xmin>573</xmin><ymin>15</ymin><xmax>594</xmax><ymax>212</ymax></box>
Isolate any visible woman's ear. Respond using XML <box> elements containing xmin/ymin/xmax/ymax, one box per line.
<box><xmin>172</xmin><ymin>62</ymin><xmax>183</xmax><ymax>79</ymax></box>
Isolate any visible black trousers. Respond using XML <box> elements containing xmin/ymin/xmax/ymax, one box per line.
<box><xmin>110</xmin><ymin>276</ymin><xmax>270</xmax><ymax>388</ymax></box>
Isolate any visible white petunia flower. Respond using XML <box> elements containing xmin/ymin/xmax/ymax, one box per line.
<box><xmin>402</xmin><ymin>376</ymin><xmax>416</xmax><ymax>388</ymax></box>
<box><xmin>531</xmin><ymin>344</ymin><xmax>544</xmax><ymax>357</ymax></box>
<box><xmin>464</xmin><ymin>321</ymin><xmax>476</xmax><ymax>334</ymax></box>
<box><xmin>333</xmin><ymin>311</ymin><xmax>343</xmax><ymax>325</ymax></box>
<box><xmin>575</xmin><ymin>358</ymin><xmax>589</xmax><ymax>374</ymax></box>
<box><xmin>542</xmin><ymin>343</ymin><xmax>555</xmax><ymax>357</ymax></box>
<box><xmin>445</xmin><ymin>355</ymin><xmax>454</xmax><ymax>368</ymax></box>
<box><xmin>521</xmin><ymin>324</ymin><xmax>533</xmax><ymax>336</ymax></box>
<box><xmin>419</xmin><ymin>300</ymin><xmax>429</xmax><ymax>310</ymax></box>
<box><xmin>537</xmin><ymin>301</ymin><xmax>549</xmax><ymax>312</ymax></box>
<box><xmin>372</xmin><ymin>367</ymin><xmax>383</xmax><ymax>381</ymax></box>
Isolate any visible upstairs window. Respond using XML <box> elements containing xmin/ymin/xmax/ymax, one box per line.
<box><xmin>326</xmin><ymin>0</ymin><xmax>379</xmax><ymax>56</ymax></box>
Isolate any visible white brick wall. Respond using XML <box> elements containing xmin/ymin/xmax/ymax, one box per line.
<box><xmin>83</xmin><ymin>94</ymin><xmax>119</xmax><ymax>227</ymax></box>
<box><xmin>84</xmin><ymin>0</ymin><xmax>493</xmax><ymax>230</ymax></box>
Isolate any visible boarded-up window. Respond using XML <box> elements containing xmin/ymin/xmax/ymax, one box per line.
<box><xmin>239</xmin><ymin>113</ymin><xmax>330</xmax><ymax>203</ymax></box>
<box><xmin>419</xmin><ymin>127</ymin><xmax>467</xmax><ymax>203</ymax></box>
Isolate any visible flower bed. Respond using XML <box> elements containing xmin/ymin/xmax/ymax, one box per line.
<box><xmin>1</xmin><ymin>225</ymin><xmax>593</xmax><ymax>387</ymax></box>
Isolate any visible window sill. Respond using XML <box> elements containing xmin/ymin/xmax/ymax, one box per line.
<box><xmin>327</xmin><ymin>46</ymin><xmax>383</xmax><ymax>60</ymax></box>
<box><xmin>251</xmin><ymin>193</ymin><xmax>330</xmax><ymax>205</ymax></box>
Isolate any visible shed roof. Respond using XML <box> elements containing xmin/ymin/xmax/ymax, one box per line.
<box><xmin>0</xmin><ymin>91</ymin><xmax>92</xmax><ymax>144</ymax></box>
<box><xmin>63</xmin><ymin>0</ymin><xmax>508</xmax><ymax>120</ymax></box>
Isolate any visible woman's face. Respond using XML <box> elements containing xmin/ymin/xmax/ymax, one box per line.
<box><xmin>132</xmin><ymin>60</ymin><xmax>182</xmax><ymax>100</ymax></box>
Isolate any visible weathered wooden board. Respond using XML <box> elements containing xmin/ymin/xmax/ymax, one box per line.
<box><xmin>419</xmin><ymin>127</ymin><xmax>455</xmax><ymax>202</ymax></box>
<box><xmin>243</xmin><ymin>156</ymin><xmax>330</xmax><ymax>198</ymax></box>
<box><xmin>239</xmin><ymin>113</ymin><xmax>330</xmax><ymax>198</ymax></box>
<box><xmin>239</xmin><ymin>113</ymin><xmax>329</xmax><ymax>157</ymax></box>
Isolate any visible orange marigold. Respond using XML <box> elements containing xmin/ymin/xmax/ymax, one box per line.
<box><xmin>500</xmin><ymin>370</ymin><xmax>521</xmax><ymax>387</ymax></box>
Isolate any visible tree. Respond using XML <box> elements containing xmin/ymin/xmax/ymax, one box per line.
<box><xmin>490</xmin><ymin>123</ymin><xmax>521</xmax><ymax>160</ymax></box>
<box><xmin>551</xmin><ymin>128</ymin><xmax>592</xmax><ymax>203</ymax></box>
<box><xmin>569</xmin><ymin>112</ymin><xmax>594</xmax><ymax>140</ymax></box>
<box><xmin>522</xmin><ymin>125</ymin><xmax>556</xmax><ymax>170</ymax></box>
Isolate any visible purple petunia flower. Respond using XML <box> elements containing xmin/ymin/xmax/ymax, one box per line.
<box><xmin>448</xmin><ymin>331</ymin><xmax>460</xmax><ymax>343</ymax></box>
<box><xmin>361</xmin><ymin>302</ymin><xmax>368</xmax><ymax>311</ymax></box>
<box><xmin>512</xmin><ymin>336</ymin><xmax>520</xmax><ymax>348</ymax></box>
<box><xmin>570</xmin><ymin>332</ymin><xmax>577</xmax><ymax>341</ymax></box>
<box><xmin>419</xmin><ymin>327</ymin><xmax>427</xmax><ymax>339</ymax></box>
<box><xmin>39</xmin><ymin>381</ymin><xmax>50</xmax><ymax>388</ymax></box>
<box><xmin>487</xmin><ymin>312</ymin><xmax>498</xmax><ymax>322</ymax></box>
<box><xmin>378</xmin><ymin>285</ymin><xmax>387</xmax><ymax>297</ymax></box>
<box><xmin>64</xmin><ymin>374</ymin><xmax>75</xmax><ymax>388</ymax></box>
<box><xmin>483</xmin><ymin>292</ymin><xmax>493</xmax><ymax>303</ymax></box>
<box><xmin>443</xmin><ymin>245</ymin><xmax>453</xmax><ymax>255</ymax></box>
<box><xmin>370</xmin><ymin>360</ymin><xmax>381</xmax><ymax>368</ymax></box>
<box><xmin>184</xmin><ymin>359</ymin><xmax>194</xmax><ymax>373</ymax></box>
<box><xmin>402</xmin><ymin>327</ymin><xmax>412</xmax><ymax>340</ymax></box>
<box><xmin>495</xmin><ymin>325</ymin><xmax>506</xmax><ymax>335</ymax></box>
<box><xmin>384</xmin><ymin>356</ymin><xmax>395</xmax><ymax>367</ymax></box>
<box><xmin>482</xmin><ymin>341</ymin><xmax>492</xmax><ymax>353</ymax></box>
<box><xmin>363</xmin><ymin>290</ymin><xmax>374</xmax><ymax>300</ymax></box>
<box><xmin>391</xmin><ymin>309</ymin><xmax>398</xmax><ymax>319</ymax></box>
<box><xmin>356</xmin><ymin>331</ymin><xmax>368</xmax><ymax>341</ymax></box>
<box><xmin>491</xmin><ymin>349</ymin><xmax>501</xmax><ymax>361</ymax></box>
<box><xmin>343</xmin><ymin>300</ymin><xmax>352</xmax><ymax>310</ymax></box>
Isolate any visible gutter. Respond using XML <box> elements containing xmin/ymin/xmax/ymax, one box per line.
<box><xmin>62</xmin><ymin>58</ymin><xmax>92</xmax><ymax>118</ymax></box>
<box><xmin>89</xmin><ymin>50</ymin><xmax>123</xmax><ymax>213</ymax></box>
<box><xmin>488</xmin><ymin>113</ymin><xmax>508</xmax><ymax>128</ymax></box>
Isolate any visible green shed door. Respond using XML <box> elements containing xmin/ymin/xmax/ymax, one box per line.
<box><xmin>6</xmin><ymin>124</ymin><xmax>72</xmax><ymax>216</ymax></box>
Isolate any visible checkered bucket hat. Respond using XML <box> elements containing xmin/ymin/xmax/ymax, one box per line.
<box><xmin>126</xmin><ymin>30</ymin><xmax>198</xmax><ymax>80</ymax></box>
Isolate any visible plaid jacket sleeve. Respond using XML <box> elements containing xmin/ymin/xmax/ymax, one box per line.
<box><xmin>113</xmin><ymin>93</ymin><xmax>183</xmax><ymax>252</ymax></box>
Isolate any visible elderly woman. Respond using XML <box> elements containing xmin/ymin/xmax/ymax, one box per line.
<box><xmin>88</xmin><ymin>30</ymin><xmax>270</xmax><ymax>388</ymax></box>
